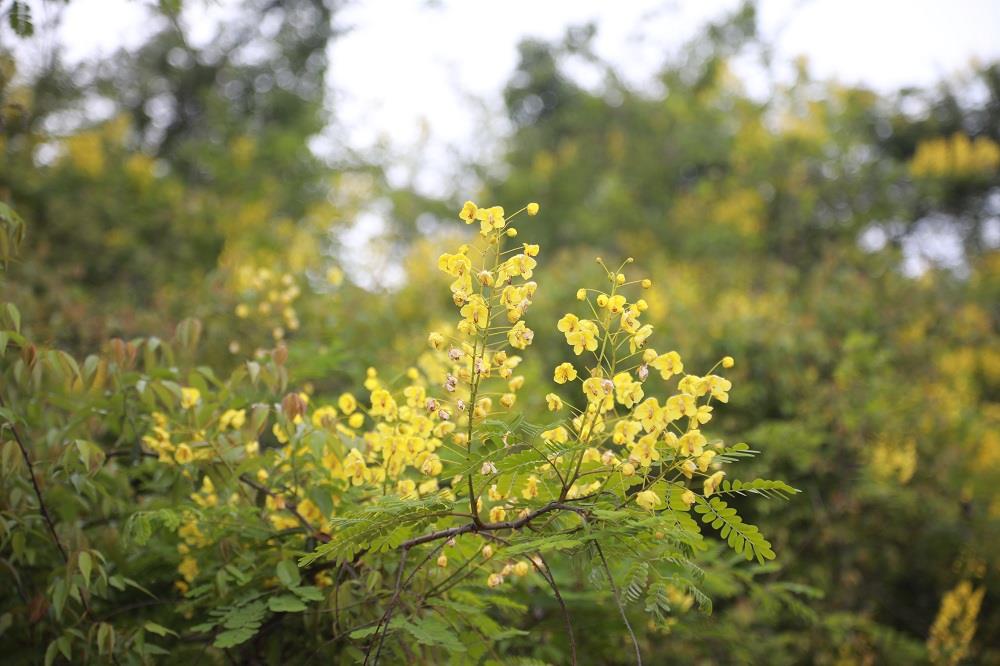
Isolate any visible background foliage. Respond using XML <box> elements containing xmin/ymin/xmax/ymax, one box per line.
<box><xmin>1</xmin><ymin>1</ymin><xmax>998</xmax><ymax>664</ymax></box>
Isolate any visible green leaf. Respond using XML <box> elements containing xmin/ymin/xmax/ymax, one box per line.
<box><xmin>4</xmin><ymin>303</ymin><xmax>20</xmax><ymax>333</ymax></box>
<box><xmin>213</xmin><ymin>627</ymin><xmax>257</xmax><ymax>649</ymax></box>
<box><xmin>8</xmin><ymin>1</ymin><xmax>33</xmax><ymax>37</ymax></box>
<box><xmin>275</xmin><ymin>560</ymin><xmax>300</xmax><ymax>588</ymax></box>
<box><xmin>693</xmin><ymin>497</ymin><xmax>775</xmax><ymax>563</ymax></box>
<box><xmin>143</xmin><ymin>622</ymin><xmax>177</xmax><ymax>637</ymax></box>
<box><xmin>393</xmin><ymin>616</ymin><xmax>466</xmax><ymax>652</ymax></box>
<box><xmin>78</xmin><ymin>552</ymin><xmax>92</xmax><ymax>587</ymax></box>
<box><xmin>291</xmin><ymin>585</ymin><xmax>325</xmax><ymax>601</ymax></box>
<box><xmin>268</xmin><ymin>595</ymin><xmax>307</xmax><ymax>613</ymax></box>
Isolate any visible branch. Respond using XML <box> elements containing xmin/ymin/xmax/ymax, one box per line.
<box><xmin>596</xmin><ymin>543</ymin><xmax>641</xmax><ymax>666</ymax></box>
<box><xmin>238</xmin><ymin>473</ymin><xmax>331</xmax><ymax>543</ymax></box>
<box><xmin>399</xmin><ymin>500</ymin><xmax>589</xmax><ymax>550</ymax></box>
<box><xmin>367</xmin><ymin>548</ymin><xmax>408</xmax><ymax>666</ymax></box>
<box><xmin>1</xmin><ymin>396</ymin><xmax>69</xmax><ymax>563</ymax></box>
<box><xmin>531</xmin><ymin>552</ymin><xmax>577</xmax><ymax>666</ymax></box>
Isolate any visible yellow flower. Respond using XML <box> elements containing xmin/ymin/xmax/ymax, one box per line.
<box><xmin>523</xmin><ymin>243</ymin><xmax>540</xmax><ymax>257</ymax></box>
<box><xmin>220</xmin><ymin>408</ymin><xmax>246</xmax><ymax>430</ymax></box>
<box><xmin>613</xmin><ymin>372</ymin><xmax>644</xmax><ymax>409</ymax></box>
<box><xmin>553</xmin><ymin>362</ymin><xmax>578</xmax><ymax>384</ymax></box>
<box><xmin>705</xmin><ymin>375</ymin><xmax>732</xmax><ymax>403</ymax></box>
<box><xmin>338</xmin><ymin>393</ymin><xmax>357</xmax><ymax>414</ymax></box>
<box><xmin>681</xmin><ymin>489</ymin><xmax>696</xmax><ymax>507</ymax></box>
<box><xmin>312</xmin><ymin>405</ymin><xmax>338</xmax><ymax>429</ymax></box>
<box><xmin>437</xmin><ymin>553</ymin><xmax>448</xmax><ymax>568</ymax></box>
<box><xmin>650</xmin><ymin>351</ymin><xmax>683</xmax><ymax>380</ymax></box>
<box><xmin>545</xmin><ymin>393</ymin><xmax>563</xmax><ymax>411</ymax></box>
<box><xmin>397</xmin><ymin>479</ymin><xmax>417</xmax><ymax>498</ymax></box>
<box><xmin>428</xmin><ymin>331</ymin><xmax>446</xmax><ymax>350</ymax></box>
<box><xmin>180</xmin><ymin>387</ymin><xmax>201</xmax><ymax>410</ymax></box>
<box><xmin>420</xmin><ymin>454</ymin><xmax>443</xmax><ymax>476</ymax></box>
<box><xmin>612</xmin><ymin>419</ymin><xmax>642</xmax><ymax>445</ymax></box>
<box><xmin>273</xmin><ymin>423</ymin><xmax>289</xmax><ymax>444</ymax></box>
<box><xmin>629</xmin><ymin>324</ymin><xmax>653</xmax><ymax>353</ymax></box>
<box><xmin>514</xmin><ymin>560</ymin><xmax>531</xmax><ymax>576</ymax></box>
<box><xmin>566</xmin><ymin>320</ymin><xmax>599</xmax><ymax>355</ymax></box>
<box><xmin>369</xmin><ymin>389</ymin><xmax>398</xmax><ymax>420</ymax></box>
<box><xmin>635</xmin><ymin>490</ymin><xmax>661</xmax><ymax>511</ymax></box>
<box><xmin>178</xmin><ymin>556</ymin><xmax>199</xmax><ymax>583</ymax></box>
<box><xmin>582</xmin><ymin>377</ymin><xmax>612</xmax><ymax>405</ymax></box>
<box><xmin>629</xmin><ymin>434</ymin><xmax>660</xmax><ymax>467</ymax></box>
<box><xmin>678</xmin><ymin>374</ymin><xmax>708</xmax><ymax>397</ymax></box>
<box><xmin>522</xmin><ymin>475</ymin><xmax>539</xmax><ymax>500</ymax></box>
<box><xmin>476</xmin><ymin>205</ymin><xmax>505</xmax><ymax>235</ymax></box>
<box><xmin>500</xmin><ymin>253</ymin><xmax>536</xmax><ymax>280</ymax></box>
<box><xmin>459</xmin><ymin>200</ymin><xmax>478</xmax><ymax>223</ymax></box>
<box><xmin>620</xmin><ymin>307</ymin><xmax>640</xmax><ymax>334</ymax></box>
<box><xmin>606</xmin><ymin>294</ymin><xmax>627</xmax><ymax>314</ymax></box>
<box><xmin>722</xmin><ymin>356</ymin><xmax>735</xmax><ymax>368</ymax></box>
<box><xmin>664</xmin><ymin>393</ymin><xmax>697</xmax><ymax>421</ymax></box>
<box><xmin>489</xmin><ymin>506</ymin><xmax>507</xmax><ymax>522</ymax></box>
<box><xmin>344</xmin><ymin>449</ymin><xmax>368</xmax><ymax>486</ymax></box>
<box><xmin>438</xmin><ymin>251</ymin><xmax>472</xmax><ymax>278</ymax></box>
<box><xmin>703</xmin><ymin>471</ymin><xmax>725</xmax><ymax>497</ymax></box>
<box><xmin>500</xmin><ymin>393</ymin><xmax>516</xmax><ymax>408</ymax></box>
<box><xmin>695</xmin><ymin>450</ymin><xmax>716</xmax><ymax>471</ymax></box>
<box><xmin>174</xmin><ymin>443</ymin><xmax>194</xmax><ymax>464</ymax></box>
<box><xmin>557</xmin><ymin>313</ymin><xmax>579</xmax><ymax>334</ymax></box>
<box><xmin>634</xmin><ymin>398</ymin><xmax>663</xmax><ymax>432</ymax></box>
<box><xmin>507</xmin><ymin>321</ymin><xmax>534</xmax><ymax>349</ymax></box>
<box><xmin>678</xmin><ymin>430</ymin><xmax>707</xmax><ymax>456</ymax></box>
<box><xmin>460</xmin><ymin>294</ymin><xmax>490</xmax><ymax>329</ymax></box>
<box><xmin>541</xmin><ymin>426</ymin><xmax>569</xmax><ymax>444</ymax></box>
<box><xmin>348</xmin><ymin>412</ymin><xmax>365</xmax><ymax>429</ymax></box>
<box><xmin>526</xmin><ymin>202</ymin><xmax>540</xmax><ymax>216</ymax></box>
<box><xmin>487</xmin><ymin>573</ymin><xmax>504</xmax><ymax>588</ymax></box>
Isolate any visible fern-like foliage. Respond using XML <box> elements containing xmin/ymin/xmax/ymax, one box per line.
<box><xmin>712</xmin><ymin>478</ymin><xmax>800</xmax><ymax>500</ymax></box>
<box><xmin>299</xmin><ymin>494</ymin><xmax>453</xmax><ymax>566</ymax></box>
<box><xmin>693</xmin><ymin>497</ymin><xmax>776</xmax><ymax>563</ymax></box>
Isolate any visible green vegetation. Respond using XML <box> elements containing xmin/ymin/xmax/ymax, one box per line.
<box><xmin>1</xmin><ymin>2</ymin><xmax>997</xmax><ymax>664</ymax></box>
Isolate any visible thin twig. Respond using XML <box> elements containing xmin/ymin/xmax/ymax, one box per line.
<box><xmin>532</xmin><ymin>552</ymin><xmax>577</xmax><ymax>666</ymax></box>
<box><xmin>400</xmin><ymin>500</ymin><xmax>589</xmax><ymax>550</ymax></box>
<box><xmin>596</xmin><ymin>543</ymin><xmax>641</xmax><ymax>665</ymax></box>
<box><xmin>239</xmin><ymin>473</ymin><xmax>331</xmax><ymax>543</ymax></box>
<box><xmin>368</xmin><ymin>548</ymin><xmax>409</xmax><ymax>666</ymax></box>
<box><xmin>1</xmin><ymin>395</ymin><xmax>69</xmax><ymax>563</ymax></box>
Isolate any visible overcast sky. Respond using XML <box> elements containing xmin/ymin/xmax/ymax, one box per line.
<box><xmin>43</xmin><ymin>0</ymin><xmax>1000</xmax><ymax>174</ymax></box>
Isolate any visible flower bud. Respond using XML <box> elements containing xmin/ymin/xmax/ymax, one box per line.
<box><xmin>281</xmin><ymin>392</ymin><xmax>307</xmax><ymax>420</ymax></box>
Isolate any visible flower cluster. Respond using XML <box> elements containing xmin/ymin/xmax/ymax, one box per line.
<box><xmin>540</xmin><ymin>256</ymin><xmax>737</xmax><ymax>512</ymax></box>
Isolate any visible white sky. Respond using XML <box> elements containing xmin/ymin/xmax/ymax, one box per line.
<box><xmin>32</xmin><ymin>0</ymin><xmax>1000</xmax><ymax>176</ymax></box>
